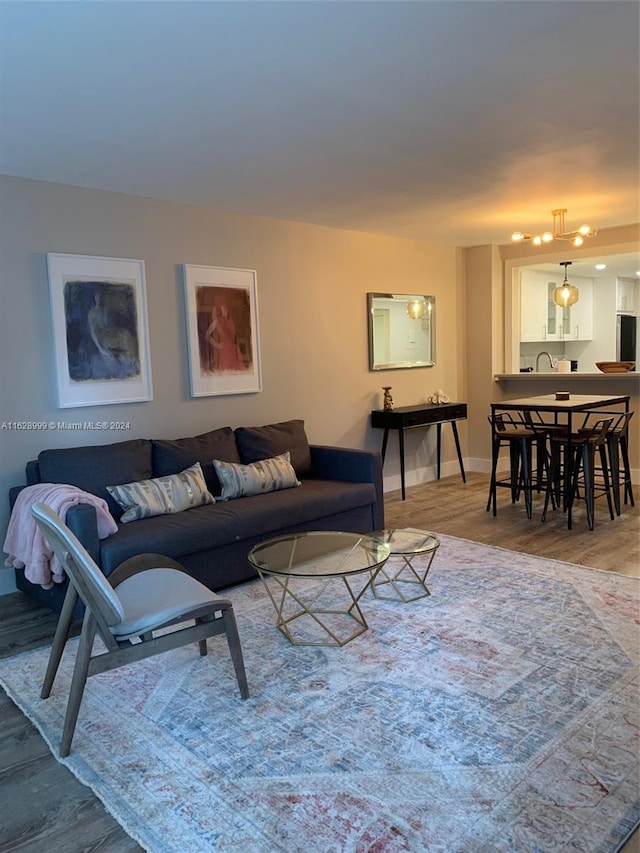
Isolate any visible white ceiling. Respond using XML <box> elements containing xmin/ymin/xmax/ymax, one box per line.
<box><xmin>0</xmin><ymin>1</ymin><xmax>638</xmax><ymax>247</ymax></box>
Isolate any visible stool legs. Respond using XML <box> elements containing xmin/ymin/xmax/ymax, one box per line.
<box><xmin>606</xmin><ymin>434</ymin><xmax>622</xmax><ymax>516</ymax></box>
<box><xmin>486</xmin><ymin>434</ymin><xmax>533</xmax><ymax>519</ymax></box>
<box><xmin>544</xmin><ymin>430</ymin><xmax>616</xmax><ymax>531</ymax></box>
<box><xmin>541</xmin><ymin>442</ymin><xmax>563</xmax><ymax>524</ymax></box>
<box><xmin>606</xmin><ymin>431</ymin><xmax>634</xmax><ymax>515</ymax></box>
<box><xmin>620</xmin><ymin>433</ymin><xmax>635</xmax><ymax>507</ymax></box>
<box><xmin>575</xmin><ymin>443</ymin><xmax>614</xmax><ymax>531</ymax></box>
<box><xmin>519</xmin><ymin>438</ymin><xmax>532</xmax><ymax>519</ymax></box>
<box><xmin>486</xmin><ymin>433</ymin><xmax>499</xmax><ymax>516</ymax></box>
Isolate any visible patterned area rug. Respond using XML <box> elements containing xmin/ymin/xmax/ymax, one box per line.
<box><xmin>1</xmin><ymin>534</ymin><xmax>638</xmax><ymax>852</ymax></box>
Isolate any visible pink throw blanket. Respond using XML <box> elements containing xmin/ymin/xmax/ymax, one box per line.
<box><xmin>3</xmin><ymin>483</ymin><xmax>118</xmax><ymax>589</ymax></box>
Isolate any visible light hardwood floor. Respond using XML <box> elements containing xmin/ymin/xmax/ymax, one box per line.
<box><xmin>0</xmin><ymin>472</ymin><xmax>637</xmax><ymax>851</ymax></box>
<box><xmin>385</xmin><ymin>471</ymin><xmax>640</xmax><ymax>578</ymax></box>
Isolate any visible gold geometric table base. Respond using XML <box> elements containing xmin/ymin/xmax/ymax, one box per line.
<box><xmin>248</xmin><ymin>531</ymin><xmax>391</xmax><ymax>647</ymax></box>
<box><xmin>370</xmin><ymin>530</ymin><xmax>440</xmax><ymax>603</ymax></box>
<box><xmin>256</xmin><ymin>569</ymin><xmax>381</xmax><ymax>647</ymax></box>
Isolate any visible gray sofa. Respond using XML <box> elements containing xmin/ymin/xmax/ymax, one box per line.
<box><xmin>8</xmin><ymin>419</ymin><xmax>384</xmax><ymax>615</ymax></box>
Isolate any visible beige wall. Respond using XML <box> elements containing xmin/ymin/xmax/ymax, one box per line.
<box><xmin>464</xmin><ymin>244</ymin><xmax>504</xmax><ymax>467</ymax></box>
<box><xmin>2</xmin><ymin>176</ymin><xmax>637</xmax><ymax>594</ymax></box>
<box><xmin>0</xmin><ymin>175</ymin><xmax>466</xmax><ymax>592</ymax></box>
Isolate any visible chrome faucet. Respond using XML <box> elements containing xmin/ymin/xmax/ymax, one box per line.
<box><xmin>536</xmin><ymin>351</ymin><xmax>555</xmax><ymax>372</ymax></box>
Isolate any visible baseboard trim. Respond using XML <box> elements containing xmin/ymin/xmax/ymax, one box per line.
<box><xmin>382</xmin><ymin>458</ymin><xmax>639</xmax><ymax>492</ymax></box>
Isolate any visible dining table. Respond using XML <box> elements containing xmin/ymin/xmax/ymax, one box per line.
<box><xmin>489</xmin><ymin>392</ymin><xmax>631</xmax><ymax>528</ymax></box>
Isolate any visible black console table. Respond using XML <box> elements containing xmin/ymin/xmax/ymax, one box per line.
<box><xmin>371</xmin><ymin>403</ymin><xmax>467</xmax><ymax>500</ymax></box>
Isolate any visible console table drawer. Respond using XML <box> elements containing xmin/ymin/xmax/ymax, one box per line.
<box><xmin>408</xmin><ymin>404</ymin><xmax>467</xmax><ymax>425</ymax></box>
<box><xmin>443</xmin><ymin>404</ymin><xmax>467</xmax><ymax>421</ymax></box>
<box><xmin>404</xmin><ymin>410</ymin><xmax>431</xmax><ymax>426</ymax></box>
<box><xmin>371</xmin><ymin>403</ymin><xmax>467</xmax><ymax>429</ymax></box>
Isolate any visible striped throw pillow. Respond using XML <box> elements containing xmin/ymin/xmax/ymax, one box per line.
<box><xmin>107</xmin><ymin>462</ymin><xmax>214</xmax><ymax>523</ymax></box>
<box><xmin>212</xmin><ymin>452</ymin><xmax>301</xmax><ymax>501</ymax></box>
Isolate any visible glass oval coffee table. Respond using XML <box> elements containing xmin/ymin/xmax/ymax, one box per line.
<box><xmin>369</xmin><ymin>528</ymin><xmax>440</xmax><ymax>602</ymax></box>
<box><xmin>247</xmin><ymin>531</ymin><xmax>390</xmax><ymax>647</ymax></box>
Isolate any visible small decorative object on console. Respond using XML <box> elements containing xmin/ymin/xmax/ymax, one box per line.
<box><xmin>555</xmin><ymin>391</ymin><xmax>570</xmax><ymax>400</ymax></box>
<box><xmin>382</xmin><ymin>387</ymin><xmax>394</xmax><ymax>410</ymax></box>
<box><xmin>427</xmin><ymin>389</ymin><xmax>451</xmax><ymax>405</ymax></box>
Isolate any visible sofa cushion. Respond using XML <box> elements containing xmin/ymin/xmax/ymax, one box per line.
<box><xmin>234</xmin><ymin>419</ymin><xmax>312</xmax><ymax>477</ymax></box>
<box><xmin>212</xmin><ymin>452</ymin><xmax>300</xmax><ymax>501</ymax></box>
<box><xmin>152</xmin><ymin>427</ymin><xmax>240</xmax><ymax>496</ymax></box>
<box><xmin>97</xmin><ymin>479</ymin><xmax>376</xmax><ymax>574</ymax></box>
<box><xmin>98</xmin><ymin>502</ymin><xmax>243</xmax><ymax>573</ymax></box>
<box><xmin>37</xmin><ymin>439</ymin><xmax>153</xmax><ymax>519</ymax></box>
<box><xmin>106</xmin><ymin>462</ymin><xmax>214</xmax><ymax>523</ymax></box>
<box><xmin>216</xmin><ymin>479</ymin><xmax>377</xmax><ymax>540</ymax></box>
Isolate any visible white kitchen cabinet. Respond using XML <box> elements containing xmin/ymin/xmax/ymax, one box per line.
<box><xmin>617</xmin><ymin>278</ymin><xmax>637</xmax><ymax>313</ymax></box>
<box><xmin>520</xmin><ymin>272</ymin><xmax>592</xmax><ymax>341</ymax></box>
<box><xmin>565</xmin><ymin>278</ymin><xmax>593</xmax><ymax>340</ymax></box>
<box><xmin>520</xmin><ymin>273</ymin><xmax>550</xmax><ymax>341</ymax></box>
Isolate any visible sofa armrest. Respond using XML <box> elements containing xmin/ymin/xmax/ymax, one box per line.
<box><xmin>9</xmin><ymin>485</ymin><xmax>24</xmax><ymax>512</ymax></box>
<box><xmin>309</xmin><ymin>445</ymin><xmax>380</xmax><ymax>482</ymax></box>
<box><xmin>65</xmin><ymin>504</ymin><xmax>102</xmax><ymax>567</ymax></box>
<box><xmin>7</xmin><ymin>489</ymin><xmax>104</xmax><ymax>571</ymax></box>
<box><xmin>309</xmin><ymin>445</ymin><xmax>384</xmax><ymax>529</ymax></box>
<box><xmin>8</xmin><ymin>462</ymin><xmax>42</xmax><ymax>510</ymax></box>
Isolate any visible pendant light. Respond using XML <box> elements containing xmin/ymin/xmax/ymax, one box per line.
<box><xmin>406</xmin><ymin>298</ymin><xmax>427</xmax><ymax>319</ymax></box>
<box><xmin>553</xmin><ymin>261</ymin><xmax>579</xmax><ymax>308</ymax></box>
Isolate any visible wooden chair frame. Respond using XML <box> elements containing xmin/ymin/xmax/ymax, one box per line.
<box><xmin>32</xmin><ymin>503</ymin><xmax>249</xmax><ymax>757</ymax></box>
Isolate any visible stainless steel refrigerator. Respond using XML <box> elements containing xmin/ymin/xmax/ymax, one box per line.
<box><xmin>616</xmin><ymin>314</ymin><xmax>637</xmax><ymax>361</ymax></box>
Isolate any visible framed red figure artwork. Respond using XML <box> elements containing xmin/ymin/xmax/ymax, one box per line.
<box><xmin>183</xmin><ymin>265</ymin><xmax>261</xmax><ymax>397</ymax></box>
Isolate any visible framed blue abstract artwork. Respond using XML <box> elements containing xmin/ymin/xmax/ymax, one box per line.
<box><xmin>47</xmin><ymin>253</ymin><xmax>153</xmax><ymax>408</ymax></box>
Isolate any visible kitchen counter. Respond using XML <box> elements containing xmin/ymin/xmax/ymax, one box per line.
<box><xmin>495</xmin><ymin>372</ymin><xmax>639</xmax><ymax>382</ymax></box>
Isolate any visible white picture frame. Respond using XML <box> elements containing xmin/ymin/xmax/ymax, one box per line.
<box><xmin>47</xmin><ymin>253</ymin><xmax>153</xmax><ymax>408</ymax></box>
<box><xmin>183</xmin><ymin>265</ymin><xmax>261</xmax><ymax>397</ymax></box>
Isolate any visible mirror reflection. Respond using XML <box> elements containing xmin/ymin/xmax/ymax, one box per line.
<box><xmin>368</xmin><ymin>293</ymin><xmax>435</xmax><ymax>370</ymax></box>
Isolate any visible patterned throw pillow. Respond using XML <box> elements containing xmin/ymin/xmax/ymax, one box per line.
<box><xmin>106</xmin><ymin>462</ymin><xmax>214</xmax><ymax>523</ymax></box>
<box><xmin>212</xmin><ymin>452</ymin><xmax>301</xmax><ymax>501</ymax></box>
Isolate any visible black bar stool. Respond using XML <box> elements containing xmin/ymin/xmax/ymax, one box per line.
<box><xmin>521</xmin><ymin>411</ymin><xmax>568</xmax><ymax>491</ymax></box>
<box><xmin>487</xmin><ymin>412</ymin><xmax>550</xmax><ymax>519</ymax></box>
<box><xmin>616</xmin><ymin>412</ymin><xmax>636</xmax><ymax>509</ymax></box>
<box><xmin>543</xmin><ymin>417</ymin><xmax>615</xmax><ymax>530</ymax></box>
<box><xmin>579</xmin><ymin>411</ymin><xmax>635</xmax><ymax>515</ymax></box>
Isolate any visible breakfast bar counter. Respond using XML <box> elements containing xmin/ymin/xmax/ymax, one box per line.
<box><xmin>494</xmin><ymin>372</ymin><xmax>639</xmax><ymax>383</ymax></box>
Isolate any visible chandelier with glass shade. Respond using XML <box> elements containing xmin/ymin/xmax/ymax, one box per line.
<box><xmin>553</xmin><ymin>261</ymin><xmax>579</xmax><ymax>308</ymax></box>
<box><xmin>511</xmin><ymin>208</ymin><xmax>597</xmax><ymax>247</ymax></box>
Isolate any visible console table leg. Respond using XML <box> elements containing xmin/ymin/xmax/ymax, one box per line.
<box><xmin>451</xmin><ymin>421</ymin><xmax>466</xmax><ymax>483</ymax></box>
<box><xmin>436</xmin><ymin>423</ymin><xmax>442</xmax><ymax>480</ymax></box>
<box><xmin>381</xmin><ymin>428</ymin><xmax>390</xmax><ymax>462</ymax></box>
<box><xmin>399</xmin><ymin>428</ymin><xmax>406</xmax><ymax>500</ymax></box>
